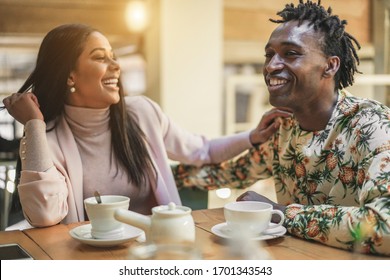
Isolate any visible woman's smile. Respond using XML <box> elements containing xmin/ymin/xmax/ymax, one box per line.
<box><xmin>102</xmin><ymin>78</ymin><xmax>119</xmax><ymax>91</ymax></box>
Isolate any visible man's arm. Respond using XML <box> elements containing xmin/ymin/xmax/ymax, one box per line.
<box><xmin>172</xmin><ymin>144</ymin><xmax>274</xmax><ymax>190</ymax></box>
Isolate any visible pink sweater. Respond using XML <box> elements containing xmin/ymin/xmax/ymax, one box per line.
<box><xmin>18</xmin><ymin>96</ymin><xmax>252</xmax><ymax>227</ymax></box>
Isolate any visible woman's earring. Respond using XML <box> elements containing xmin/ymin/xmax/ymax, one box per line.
<box><xmin>69</xmin><ymin>82</ymin><xmax>76</xmax><ymax>93</ymax></box>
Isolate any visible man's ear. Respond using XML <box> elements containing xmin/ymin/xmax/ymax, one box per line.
<box><xmin>323</xmin><ymin>56</ymin><xmax>340</xmax><ymax>78</ymax></box>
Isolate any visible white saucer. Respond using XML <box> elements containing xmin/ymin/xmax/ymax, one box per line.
<box><xmin>69</xmin><ymin>224</ymin><xmax>144</xmax><ymax>247</ymax></box>
<box><xmin>211</xmin><ymin>222</ymin><xmax>286</xmax><ymax>241</ymax></box>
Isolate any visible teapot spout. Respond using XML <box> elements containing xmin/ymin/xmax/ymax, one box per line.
<box><xmin>114</xmin><ymin>209</ymin><xmax>151</xmax><ymax>234</ymax></box>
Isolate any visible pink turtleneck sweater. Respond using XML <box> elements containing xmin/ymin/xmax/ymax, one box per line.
<box><xmin>64</xmin><ymin>105</ymin><xmax>157</xmax><ymax>215</ymax></box>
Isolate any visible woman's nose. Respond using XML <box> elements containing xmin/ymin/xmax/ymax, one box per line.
<box><xmin>109</xmin><ymin>58</ymin><xmax>120</xmax><ymax>71</ymax></box>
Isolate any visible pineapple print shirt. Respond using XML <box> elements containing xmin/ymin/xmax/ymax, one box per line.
<box><xmin>174</xmin><ymin>90</ymin><xmax>390</xmax><ymax>256</ymax></box>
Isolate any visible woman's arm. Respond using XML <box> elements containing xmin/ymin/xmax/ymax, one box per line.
<box><xmin>17</xmin><ymin>120</ymin><xmax>69</xmax><ymax>227</ymax></box>
<box><xmin>4</xmin><ymin>93</ymin><xmax>69</xmax><ymax>227</ymax></box>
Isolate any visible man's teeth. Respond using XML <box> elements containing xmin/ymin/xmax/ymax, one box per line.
<box><xmin>103</xmin><ymin>79</ymin><xmax>118</xmax><ymax>85</ymax></box>
<box><xmin>269</xmin><ymin>78</ymin><xmax>287</xmax><ymax>86</ymax></box>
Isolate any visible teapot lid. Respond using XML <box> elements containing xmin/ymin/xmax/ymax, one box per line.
<box><xmin>153</xmin><ymin>202</ymin><xmax>191</xmax><ymax>215</ymax></box>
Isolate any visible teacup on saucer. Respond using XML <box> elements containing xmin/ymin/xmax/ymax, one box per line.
<box><xmin>211</xmin><ymin>222</ymin><xmax>286</xmax><ymax>241</ymax></box>
<box><xmin>84</xmin><ymin>195</ymin><xmax>130</xmax><ymax>239</ymax></box>
<box><xmin>224</xmin><ymin>201</ymin><xmax>285</xmax><ymax>236</ymax></box>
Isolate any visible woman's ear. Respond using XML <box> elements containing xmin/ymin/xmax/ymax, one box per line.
<box><xmin>67</xmin><ymin>75</ymin><xmax>75</xmax><ymax>87</ymax></box>
<box><xmin>323</xmin><ymin>56</ymin><xmax>340</xmax><ymax>78</ymax></box>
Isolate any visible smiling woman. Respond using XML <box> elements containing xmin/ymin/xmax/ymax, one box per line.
<box><xmin>1</xmin><ymin>24</ymin><xmax>158</xmax><ymax>222</ymax></box>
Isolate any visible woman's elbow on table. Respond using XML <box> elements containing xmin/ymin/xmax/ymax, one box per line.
<box><xmin>21</xmin><ymin>196</ymin><xmax>68</xmax><ymax>227</ymax></box>
<box><xmin>24</xmin><ymin>212</ymin><xmax>65</xmax><ymax>228</ymax></box>
<box><xmin>18</xmin><ymin>179</ymin><xmax>69</xmax><ymax>227</ymax></box>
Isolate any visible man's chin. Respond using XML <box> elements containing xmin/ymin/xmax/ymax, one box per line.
<box><xmin>268</xmin><ymin>95</ymin><xmax>290</xmax><ymax>108</ymax></box>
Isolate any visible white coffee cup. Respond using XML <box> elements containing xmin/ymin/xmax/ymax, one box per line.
<box><xmin>224</xmin><ymin>201</ymin><xmax>285</xmax><ymax>236</ymax></box>
<box><xmin>84</xmin><ymin>195</ymin><xmax>130</xmax><ymax>239</ymax></box>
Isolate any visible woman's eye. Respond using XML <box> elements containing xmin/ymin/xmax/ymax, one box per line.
<box><xmin>92</xmin><ymin>54</ymin><xmax>106</xmax><ymax>60</ymax></box>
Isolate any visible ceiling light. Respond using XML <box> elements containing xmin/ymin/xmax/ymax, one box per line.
<box><xmin>125</xmin><ymin>0</ymin><xmax>149</xmax><ymax>33</ymax></box>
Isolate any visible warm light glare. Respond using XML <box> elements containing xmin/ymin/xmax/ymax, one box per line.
<box><xmin>216</xmin><ymin>188</ymin><xmax>231</xmax><ymax>199</ymax></box>
<box><xmin>7</xmin><ymin>169</ymin><xmax>15</xmax><ymax>180</ymax></box>
<box><xmin>125</xmin><ymin>1</ymin><xmax>148</xmax><ymax>33</ymax></box>
<box><xmin>6</xmin><ymin>181</ymin><xmax>15</xmax><ymax>193</ymax></box>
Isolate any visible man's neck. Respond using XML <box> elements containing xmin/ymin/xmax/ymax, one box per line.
<box><xmin>294</xmin><ymin>91</ymin><xmax>338</xmax><ymax>132</ymax></box>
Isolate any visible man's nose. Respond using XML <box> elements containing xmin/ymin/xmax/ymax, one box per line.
<box><xmin>265</xmin><ymin>55</ymin><xmax>284</xmax><ymax>73</ymax></box>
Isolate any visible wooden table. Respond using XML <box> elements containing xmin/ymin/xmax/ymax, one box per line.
<box><xmin>0</xmin><ymin>230</ymin><xmax>50</xmax><ymax>260</ymax></box>
<box><xmin>192</xmin><ymin>208</ymin><xmax>388</xmax><ymax>260</ymax></box>
<box><xmin>1</xmin><ymin>208</ymin><xmax>388</xmax><ymax>260</ymax></box>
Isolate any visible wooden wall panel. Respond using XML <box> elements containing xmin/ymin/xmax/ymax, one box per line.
<box><xmin>224</xmin><ymin>0</ymin><xmax>371</xmax><ymax>45</ymax></box>
<box><xmin>0</xmin><ymin>0</ymin><xmax>139</xmax><ymax>48</ymax></box>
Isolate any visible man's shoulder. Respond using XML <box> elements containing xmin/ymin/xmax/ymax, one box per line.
<box><xmin>341</xmin><ymin>89</ymin><xmax>389</xmax><ymax>110</ymax></box>
<box><xmin>338</xmin><ymin>90</ymin><xmax>390</xmax><ymax>119</ymax></box>
<box><xmin>333</xmin><ymin>90</ymin><xmax>390</xmax><ymax>143</ymax></box>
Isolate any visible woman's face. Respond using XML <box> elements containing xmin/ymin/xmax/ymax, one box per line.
<box><xmin>66</xmin><ymin>31</ymin><xmax>121</xmax><ymax>108</ymax></box>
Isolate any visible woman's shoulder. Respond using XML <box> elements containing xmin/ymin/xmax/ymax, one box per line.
<box><xmin>124</xmin><ymin>95</ymin><xmax>165</xmax><ymax>121</ymax></box>
<box><xmin>125</xmin><ymin>95</ymin><xmax>159</xmax><ymax>111</ymax></box>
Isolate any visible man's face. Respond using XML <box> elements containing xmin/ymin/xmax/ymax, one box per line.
<box><xmin>263</xmin><ymin>20</ymin><xmax>331</xmax><ymax>112</ymax></box>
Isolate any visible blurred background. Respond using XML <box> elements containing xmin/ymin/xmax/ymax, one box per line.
<box><xmin>1</xmin><ymin>0</ymin><xmax>390</xmax><ymax>212</ymax></box>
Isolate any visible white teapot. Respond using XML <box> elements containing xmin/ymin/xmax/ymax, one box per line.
<box><xmin>114</xmin><ymin>202</ymin><xmax>195</xmax><ymax>243</ymax></box>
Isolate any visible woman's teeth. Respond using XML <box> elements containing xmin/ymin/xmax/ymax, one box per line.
<box><xmin>102</xmin><ymin>78</ymin><xmax>118</xmax><ymax>86</ymax></box>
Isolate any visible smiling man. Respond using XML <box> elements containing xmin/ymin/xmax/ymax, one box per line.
<box><xmin>174</xmin><ymin>0</ymin><xmax>390</xmax><ymax>256</ymax></box>
<box><xmin>264</xmin><ymin>19</ymin><xmax>339</xmax><ymax>132</ymax></box>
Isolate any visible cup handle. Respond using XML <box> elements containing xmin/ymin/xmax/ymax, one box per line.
<box><xmin>270</xmin><ymin>209</ymin><xmax>285</xmax><ymax>226</ymax></box>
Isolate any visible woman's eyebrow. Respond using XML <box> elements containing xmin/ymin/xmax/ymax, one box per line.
<box><xmin>89</xmin><ymin>47</ymin><xmax>112</xmax><ymax>55</ymax></box>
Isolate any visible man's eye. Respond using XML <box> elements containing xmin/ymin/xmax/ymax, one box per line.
<box><xmin>285</xmin><ymin>51</ymin><xmax>298</xmax><ymax>56</ymax></box>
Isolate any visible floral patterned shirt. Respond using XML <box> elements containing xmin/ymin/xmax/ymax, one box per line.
<box><xmin>174</xmin><ymin>90</ymin><xmax>390</xmax><ymax>256</ymax></box>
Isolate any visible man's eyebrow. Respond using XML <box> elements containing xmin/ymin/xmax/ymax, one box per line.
<box><xmin>265</xmin><ymin>41</ymin><xmax>303</xmax><ymax>50</ymax></box>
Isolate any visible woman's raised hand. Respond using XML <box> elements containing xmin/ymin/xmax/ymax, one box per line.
<box><xmin>249</xmin><ymin>107</ymin><xmax>293</xmax><ymax>145</ymax></box>
<box><xmin>2</xmin><ymin>92</ymin><xmax>44</xmax><ymax>125</ymax></box>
